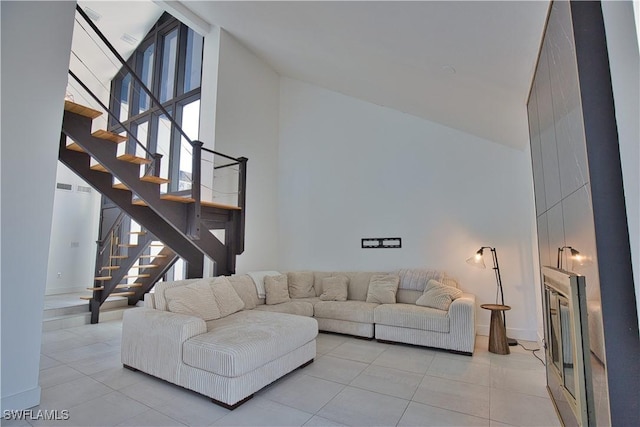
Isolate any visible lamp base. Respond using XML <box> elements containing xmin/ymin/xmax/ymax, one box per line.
<box><xmin>507</xmin><ymin>337</ymin><xmax>518</xmax><ymax>346</ymax></box>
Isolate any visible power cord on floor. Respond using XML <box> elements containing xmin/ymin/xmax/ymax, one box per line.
<box><xmin>518</xmin><ymin>343</ymin><xmax>545</xmax><ymax>366</ymax></box>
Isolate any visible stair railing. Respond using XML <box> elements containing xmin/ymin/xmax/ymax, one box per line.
<box><xmin>76</xmin><ymin>6</ymin><xmax>194</xmax><ymax>147</ymax></box>
<box><xmin>68</xmin><ymin>70</ymin><xmax>163</xmax><ymax>180</ymax></box>
<box><xmin>95</xmin><ymin>211</ymin><xmax>126</xmax><ymax>278</ymax></box>
<box><xmin>74</xmin><ymin>5</ymin><xmax>247</xmax><ymax>241</ymax></box>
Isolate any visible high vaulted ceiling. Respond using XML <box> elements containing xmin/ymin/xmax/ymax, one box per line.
<box><xmin>74</xmin><ymin>1</ymin><xmax>550</xmax><ymax>149</ymax></box>
<box><xmin>177</xmin><ymin>1</ymin><xmax>550</xmax><ymax>149</ymax></box>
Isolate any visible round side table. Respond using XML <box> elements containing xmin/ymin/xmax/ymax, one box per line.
<box><xmin>481</xmin><ymin>304</ymin><xmax>511</xmax><ymax>355</ymax></box>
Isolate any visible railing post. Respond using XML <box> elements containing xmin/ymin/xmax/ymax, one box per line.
<box><xmin>152</xmin><ymin>153</ymin><xmax>163</xmax><ymax>178</ymax></box>
<box><xmin>236</xmin><ymin>157</ymin><xmax>248</xmax><ymax>254</ymax></box>
<box><xmin>188</xmin><ymin>141</ymin><xmax>202</xmax><ymax>240</ymax></box>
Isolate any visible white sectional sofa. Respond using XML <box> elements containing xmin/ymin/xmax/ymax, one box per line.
<box><xmin>121</xmin><ymin>269</ymin><xmax>475</xmax><ymax>409</ymax></box>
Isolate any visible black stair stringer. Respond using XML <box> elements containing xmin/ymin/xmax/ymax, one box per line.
<box><xmin>129</xmin><ymin>246</ymin><xmax>180</xmax><ymax>305</ymax></box>
<box><xmin>59</xmin><ymin>144</ymin><xmax>204</xmax><ymax>275</ymax></box>
<box><xmin>97</xmin><ymin>230</ymin><xmax>155</xmax><ymax>303</ymax></box>
<box><xmin>61</xmin><ymin>110</ymin><xmax>229</xmax><ymax>274</ymax></box>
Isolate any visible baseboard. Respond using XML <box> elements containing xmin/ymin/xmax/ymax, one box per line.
<box><xmin>45</xmin><ymin>286</ymin><xmax>86</xmax><ymax>296</ymax></box>
<box><xmin>1</xmin><ymin>386</ymin><xmax>41</xmax><ymax>412</ymax></box>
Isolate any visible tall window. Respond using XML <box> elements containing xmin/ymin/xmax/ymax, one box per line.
<box><xmin>110</xmin><ymin>14</ymin><xmax>203</xmax><ymax>193</ymax></box>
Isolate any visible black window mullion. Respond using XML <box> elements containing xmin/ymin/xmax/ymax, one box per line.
<box><xmin>176</xmin><ymin>24</ymin><xmax>188</xmax><ymax>97</ymax></box>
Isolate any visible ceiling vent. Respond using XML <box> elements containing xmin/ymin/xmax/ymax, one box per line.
<box><xmin>83</xmin><ymin>7</ymin><xmax>101</xmax><ymax>22</ymax></box>
<box><xmin>121</xmin><ymin>33</ymin><xmax>139</xmax><ymax>46</ymax></box>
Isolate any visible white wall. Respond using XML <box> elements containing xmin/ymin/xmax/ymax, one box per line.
<box><xmin>602</xmin><ymin>1</ymin><xmax>640</xmax><ymax>331</ymax></box>
<box><xmin>1</xmin><ymin>1</ymin><xmax>76</xmax><ymax>411</ymax></box>
<box><xmin>278</xmin><ymin>78</ymin><xmax>539</xmax><ymax>340</ymax></box>
<box><xmin>45</xmin><ymin>163</ymin><xmax>102</xmax><ymax>295</ymax></box>
<box><xmin>212</xmin><ymin>29</ymin><xmax>280</xmax><ymax>274</ymax></box>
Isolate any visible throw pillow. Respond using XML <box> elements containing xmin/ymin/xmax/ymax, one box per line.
<box><xmin>165</xmin><ymin>279</ymin><xmax>221</xmax><ymax>320</ymax></box>
<box><xmin>287</xmin><ymin>271</ymin><xmax>316</xmax><ymax>298</ymax></box>
<box><xmin>265</xmin><ymin>274</ymin><xmax>291</xmax><ymax>305</ymax></box>
<box><xmin>211</xmin><ymin>276</ymin><xmax>245</xmax><ymax>317</ymax></box>
<box><xmin>319</xmin><ymin>276</ymin><xmax>349</xmax><ymax>301</ymax></box>
<box><xmin>366</xmin><ymin>274</ymin><xmax>400</xmax><ymax>304</ymax></box>
<box><xmin>415</xmin><ymin>279</ymin><xmax>463</xmax><ymax>311</ymax></box>
<box><xmin>227</xmin><ymin>275</ymin><xmax>259</xmax><ymax>310</ymax></box>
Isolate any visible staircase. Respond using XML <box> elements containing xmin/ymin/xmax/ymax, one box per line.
<box><xmin>59</xmin><ymin>100</ymin><xmax>247</xmax><ymax>323</ymax></box>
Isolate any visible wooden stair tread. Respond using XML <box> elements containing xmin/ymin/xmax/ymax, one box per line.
<box><xmin>117</xmin><ymin>154</ymin><xmax>152</xmax><ymax>165</ymax></box>
<box><xmin>81</xmin><ymin>291</ymin><xmax>135</xmax><ymax>300</ymax></box>
<box><xmin>118</xmin><ymin>243</ymin><xmax>137</xmax><ymax>248</ymax></box>
<box><xmin>123</xmin><ymin>274</ymin><xmax>150</xmax><ymax>279</ymax></box>
<box><xmin>100</xmin><ymin>266</ymin><xmax>120</xmax><ymax>271</ymax></box>
<box><xmin>140</xmin><ymin>175</ymin><xmax>171</xmax><ymax>184</ymax></box>
<box><xmin>128</xmin><ymin>264</ymin><xmax>158</xmax><ymax>269</ymax></box>
<box><xmin>110</xmin><ymin>255</ymin><xmax>128</xmax><ymax>259</ymax></box>
<box><xmin>139</xmin><ymin>254</ymin><xmax>167</xmax><ymax>258</ymax></box>
<box><xmin>113</xmin><ymin>182</ymin><xmax>130</xmax><ymax>191</ymax></box>
<box><xmin>160</xmin><ymin>194</ymin><xmax>195</xmax><ymax>203</ymax></box>
<box><xmin>94</xmin><ymin>276</ymin><xmax>112</xmax><ymax>281</ymax></box>
<box><xmin>92</xmin><ymin>129</ymin><xmax>126</xmax><ymax>143</ymax></box>
<box><xmin>201</xmin><ymin>200</ymin><xmax>242</xmax><ymax>210</ymax></box>
<box><xmin>64</xmin><ymin>100</ymin><xmax>102</xmax><ymax>119</ymax></box>
<box><xmin>128</xmin><ymin>231</ymin><xmax>147</xmax><ymax>235</ymax></box>
<box><xmin>88</xmin><ymin>283</ymin><xmax>143</xmax><ymax>291</ymax></box>
<box><xmin>110</xmin><ymin>291</ymin><xmax>135</xmax><ymax>297</ymax></box>
<box><xmin>159</xmin><ymin>194</ymin><xmax>241</xmax><ymax>210</ymax></box>
<box><xmin>149</xmin><ymin>243</ymin><xmax>165</xmax><ymax>247</ymax></box>
<box><xmin>132</xmin><ymin>199</ymin><xmax>147</xmax><ymax>206</ymax></box>
<box><xmin>66</xmin><ymin>142</ymin><xmax>85</xmax><ymax>152</ymax></box>
<box><xmin>90</xmin><ymin>163</ymin><xmax>108</xmax><ymax>173</ymax></box>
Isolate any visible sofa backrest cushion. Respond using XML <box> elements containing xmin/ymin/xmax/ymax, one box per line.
<box><xmin>163</xmin><ymin>276</ymin><xmax>245</xmax><ymax>320</ymax></box>
<box><xmin>165</xmin><ymin>279</ymin><xmax>222</xmax><ymax>320</ymax></box>
<box><xmin>153</xmin><ymin>278</ymin><xmax>204</xmax><ymax>312</ymax></box>
<box><xmin>227</xmin><ymin>274</ymin><xmax>259</xmax><ymax>310</ymax></box>
<box><xmin>212</xmin><ymin>276</ymin><xmax>246</xmax><ymax>317</ymax></box>
<box><xmin>318</xmin><ymin>275</ymin><xmax>349</xmax><ymax>301</ymax></box>
<box><xmin>287</xmin><ymin>271</ymin><xmax>316</xmax><ymax>298</ymax></box>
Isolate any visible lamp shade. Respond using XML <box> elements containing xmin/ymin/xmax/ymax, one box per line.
<box><xmin>466</xmin><ymin>248</ymin><xmax>486</xmax><ymax>268</ymax></box>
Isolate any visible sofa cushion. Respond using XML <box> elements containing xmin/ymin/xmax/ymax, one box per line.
<box><xmin>185</xmin><ymin>310</ymin><xmax>317</xmax><ymax>377</ymax></box>
<box><xmin>395</xmin><ymin>269</ymin><xmax>445</xmax><ymax>292</ymax></box>
<box><xmin>227</xmin><ymin>274</ymin><xmax>259</xmax><ymax>310</ymax></box>
<box><xmin>287</xmin><ymin>271</ymin><xmax>316</xmax><ymax>298</ymax></box>
<box><xmin>153</xmin><ymin>278</ymin><xmax>204</xmax><ymax>312</ymax></box>
<box><xmin>314</xmin><ymin>300</ymin><xmax>378</xmax><ymax>323</ymax></box>
<box><xmin>343</xmin><ymin>272</ymin><xmax>382</xmax><ymax>301</ymax></box>
<box><xmin>416</xmin><ymin>279</ymin><xmax>463</xmax><ymax>311</ymax></box>
<box><xmin>211</xmin><ymin>276</ymin><xmax>245</xmax><ymax>317</ymax></box>
<box><xmin>255</xmin><ymin>300</ymin><xmax>314</xmax><ymax>317</ymax></box>
<box><xmin>265</xmin><ymin>274</ymin><xmax>290</xmax><ymax>305</ymax></box>
<box><xmin>366</xmin><ymin>274</ymin><xmax>400</xmax><ymax>304</ymax></box>
<box><xmin>165</xmin><ymin>279</ymin><xmax>221</xmax><ymax>320</ymax></box>
<box><xmin>374</xmin><ymin>303</ymin><xmax>450</xmax><ymax>333</ymax></box>
<box><xmin>319</xmin><ymin>276</ymin><xmax>349</xmax><ymax>301</ymax></box>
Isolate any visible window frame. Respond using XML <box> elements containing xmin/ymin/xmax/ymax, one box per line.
<box><xmin>109</xmin><ymin>14</ymin><xmax>203</xmax><ymax>193</ymax></box>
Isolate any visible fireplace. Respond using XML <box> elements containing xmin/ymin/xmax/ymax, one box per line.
<box><xmin>542</xmin><ymin>267</ymin><xmax>594</xmax><ymax>426</ymax></box>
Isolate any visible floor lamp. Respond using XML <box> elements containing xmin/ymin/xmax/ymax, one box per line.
<box><xmin>557</xmin><ymin>246</ymin><xmax>587</xmax><ymax>270</ymax></box>
<box><xmin>467</xmin><ymin>246</ymin><xmax>518</xmax><ymax>346</ymax></box>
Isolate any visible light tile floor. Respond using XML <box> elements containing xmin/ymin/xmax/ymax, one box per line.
<box><xmin>13</xmin><ymin>320</ymin><xmax>561</xmax><ymax>426</ymax></box>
